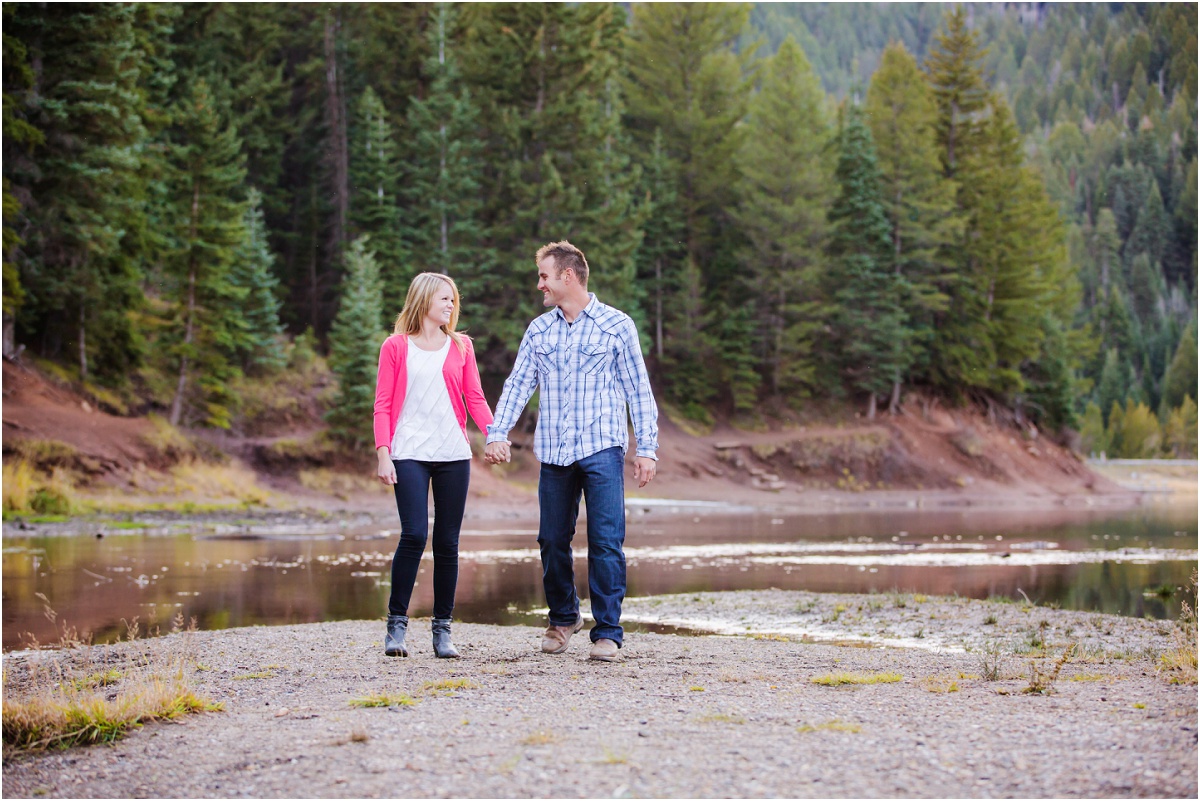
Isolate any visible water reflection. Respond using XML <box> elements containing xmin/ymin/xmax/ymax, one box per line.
<box><xmin>3</xmin><ymin>503</ymin><xmax>1195</xmax><ymax>649</ymax></box>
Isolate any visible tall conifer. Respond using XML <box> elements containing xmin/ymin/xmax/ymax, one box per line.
<box><xmin>165</xmin><ymin>78</ymin><xmax>247</xmax><ymax>428</ymax></box>
<box><xmin>326</xmin><ymin>236</ymin><xmax>385</xmax><ymax>447</ymax></box>
<box><xmin>866</xmin><ymin>41</ymin><xmax>959</xmax><ymax>406</ymax></box>
<box><xmin>400</xmin><ymin>3</ymin><xmax>489</xmax><ymax>319</ymax></box>
<box><xmin>826</xmin><ymin>100</ymin><xmax>908</xmax><ymax>418</ymax></box>
<box><xmin>349</xmin><ymin>86</ymin><xmax>405</xmax><ymax>303</ymax></box>
<box><xmin>733</xmin><ymin>36</ymin><xmax>831</xmax><ymax>402</ymax></box>
<box><xmin>6</xmin><ymin>3</ymin><xmax>149</xmax><ymax>382</ymax></box>
<box><xmin>230</xmin><ymin>188</ymin><xmax>286</xmax><ymax>375</ymax></box>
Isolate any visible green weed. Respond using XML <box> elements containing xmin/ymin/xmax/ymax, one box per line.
<box><xmin>810</xmin><ymin>671</ymin><xmax>902</xmax><ymax>686</ymax></box>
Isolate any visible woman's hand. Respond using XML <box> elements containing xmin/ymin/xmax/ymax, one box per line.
<box><xmin>377</xmin><ymin>448</ymin><xmax>397</xmax><ymax>485</ymax></box>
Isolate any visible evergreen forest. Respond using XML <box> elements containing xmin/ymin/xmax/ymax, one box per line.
<box><xmin>3</xmin><ymin>3</ymin><xmax>1196</xmax><ymax>458</ymax></box>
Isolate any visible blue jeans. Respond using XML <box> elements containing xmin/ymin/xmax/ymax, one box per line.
<box><xmin>538</xmin><ymin>446</ymin><xmax>626</xmax><ymax>647</ymax></box>
<box><xmin>389</xmin><ymin>459</ymin><xmax>470</xmax><ymax>619</ymax></box>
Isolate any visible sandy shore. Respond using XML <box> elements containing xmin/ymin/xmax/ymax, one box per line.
<box><xmin>2</xmin><ymin>590</ymin><xmax>1195</xmax><ymax>799</ymax></box>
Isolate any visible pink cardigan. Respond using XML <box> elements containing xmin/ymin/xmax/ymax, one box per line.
<box><xmin>373</xmin><ymin>333</ymin><xmax>494</xmax><ymax>454</ymax></box>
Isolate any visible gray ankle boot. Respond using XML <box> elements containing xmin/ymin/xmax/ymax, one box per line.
<box><xmin>384</xmin><ymin>614</ymin><xmax>409</xmax><ymax>657</ymax></box>
<box><xmin>431</xmin><ymin>618</ymin><xmax>459</xmax><ymax>659</ymax></box>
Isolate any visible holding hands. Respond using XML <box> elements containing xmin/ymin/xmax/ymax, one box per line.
<box><xmin>484</xmin><ymin>441</ymin><xmax>511</xmax><ymax>465</ymax></box>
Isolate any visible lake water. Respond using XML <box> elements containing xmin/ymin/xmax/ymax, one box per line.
<box><xmin>3</xmin><ymin>501</ymin><xmax>1196</xmax><ymax>650</ymax></box>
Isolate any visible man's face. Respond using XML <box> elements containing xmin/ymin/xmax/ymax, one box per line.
<box><xmin>537</xmin><ymin>256</ymin><xmax>569</xmax><ymax>308</ymax></box>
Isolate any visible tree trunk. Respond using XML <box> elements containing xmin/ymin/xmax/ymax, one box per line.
<box><xmin>888</xmin><ymin>378</ymin><xmax>902</xmax><ymax>415</ymax></box>
<box><xmin>654</xmin><ymin>257</ymin><xmax>663</xmax><ymax>361</ymax></box>
<box><xmin>867</xmin><ymin>392</ymin><xmax>877</xmax><ymax>421</ymax></box>
<box><xmin>324</xmin><ymin>8</ymin><xmax>349</xmax><ymax>268</ymax></box>
<box><xmin>773</xmin><ymin>284</ymin><xmax>785</xmax><ymax>396</ymax></box>
<box><xmin>2</xmin><ymin>312</ymin><xmax>17</xmax><ymax>361</ymax></box>
<box><xmin>170</xmin><ymin>183</ymin><xmax>201</xmax><ymax>427</ymax></box>
<box><xmin>78</xmin><ymin>304</ymin><xmax>87</xmax><ymax>381</ymax></box>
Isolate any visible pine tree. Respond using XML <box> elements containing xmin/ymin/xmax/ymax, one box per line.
<box><xmin>1088</xmin><ymin>209</ymin><xmax>1122</xmax><ymax>298</ymax></box>
<box><xmin>399</xmin><ymin>3</ymin><xmax>489</xmax><ymax>320</ymax></box>
<box><xmin>826</xmin><ymin>100</ymin><xmax>909</xmax><ymax>419</ymax></box>
<box><xmin>622</xmin><ymin>3</ymin><xmax>757</xmax><ymax>286</ymax></box>
<box><xmin>348</xmin><ymin>85</ymin><xmax>405</xmax><ymax>302</ymax></box>
<box><xmin>326</xmin><ymin>236</ymin><xmax>385</xmax><ymax>447</ymax></box>
<box><xmin>165</xmin><ymin>78</ymin><xmax>248</xmax><ymax>428</ymax></box>
<box><xmin>924</xmin><ymin>6</ymin><xmax>989</xmax><ymax>180</ymax></box>
<box><xmin>733</xmin><ymin>36</ymin><xmax>832</xmax><ymax>402</ymax></box>
<box><xmin>460</xmin><ymin>3</ymin><xmax>645</xmax><ymax>364</ymax></box>
<box><xmin>1023</xmin><ymin>314</ymin><xmax>1079</xmax><ymax>432</ymax></box>
<box><xmin>621</xmin><ymin>3</ymin><xmax>757</xmax><ymax>408</ymax></box>
<box><xmin>635</xmin><ymin>128</ymin><xmax>687</xmax><ymax>365</ymax></box>
<box><xmin>1124</xmin><ymin>180</ymin><xmax>1171</xmax><ymax>269</ymax></box>
<box><xmin>1163</xmin><ymin>395</ymin><xmax>1198</xmax><ymax>458</ymax></box>
<box><xmin>1116</xmin><ymin>400</ymin><xmax>1162</xmax><ymax>457</ymax></box>
<box><xmin>1096</xmin><ymin>348</ymin><xmax>1133</xmax><ymax>423</ymax></box>
<box><xmin>1160</xmin><ymin>320</ymin><xmax>1198</xmax><ymax>412</ymax></box>
<box><xmin>660</xmin><ymin>257</ymin><xmax>717</xmax><ymax>423</ymax></box>
<box><xmin>923</xmin><ymin>9</ymin><xmax>995</xmax><ymax>397</ymax></box>
<box><xmin>6</xmin><ymin>3</ymin><xmax>149</xmax><ymax>383</ymax></box>
<box><xmin>1078</xmin><ymin>401</ymin><xmax>1109</xmax><ymax>456</ymax></box>
<box><xmin>2</xmin><ymin>11</ymin><xmax>40</xmax><ymax>360</ymax></box>
<box><xmin>866</xmin><ymin>40</ymin><xmax>960</xmax><ymax>405</ymax></box>
<box><xmin>229</xmin><ymin>188</ymin><xmax>286</xmax><ymax>375</ymax></box>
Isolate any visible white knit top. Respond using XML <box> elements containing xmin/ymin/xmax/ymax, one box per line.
<box><xmin>389</xmin><ymin>337</ymin><xmax>472</xmax><ymax>462</ymax></box>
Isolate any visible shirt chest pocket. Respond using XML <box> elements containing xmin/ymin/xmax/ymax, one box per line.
<box><xmin>534</xmin><ymin>344</ymin><xmax>558</xmax><ymax>374</ymax></box>
<box><xmin>580</xmin><ymin>343</ymin><xmax>612</xmax><ymax>376</ymax></box>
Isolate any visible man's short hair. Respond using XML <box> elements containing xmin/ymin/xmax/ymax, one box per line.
<box><xmin>536</xmin><ymin>240</ymin><xmax>589</xmax><ymax>286</ymax></box>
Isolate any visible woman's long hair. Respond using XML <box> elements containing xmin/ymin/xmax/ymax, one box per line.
<box><xmin>393</xmin><ymin>272</ymin><xmax>465</xmax><ymax>354</ymax></box>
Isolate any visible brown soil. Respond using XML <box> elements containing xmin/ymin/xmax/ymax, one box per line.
<box><xmin>1</xmin><ymin>359</ymin><xmax>1133</xmax><ymax>514</ymax></box>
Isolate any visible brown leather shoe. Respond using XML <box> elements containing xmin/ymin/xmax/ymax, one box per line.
<box><xmin>541</xmin><ymin>614</ymin><xmax>584</xmax><ymax>654</ymax></box>
<box><xmin>589</xmin><ymin>638</ymin><xmax>619</xmax><ymax>662</ymax></box>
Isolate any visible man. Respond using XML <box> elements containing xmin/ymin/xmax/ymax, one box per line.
<box><xmin>484</xmin><ymin>240</ymin><xmax>658</xmax><ymax>662</ymax></box>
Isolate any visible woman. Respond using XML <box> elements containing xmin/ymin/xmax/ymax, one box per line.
<box><xmin>373</xmin><ymin>272</ymin><xmax>493</xmax><ymax>658</ymax></box>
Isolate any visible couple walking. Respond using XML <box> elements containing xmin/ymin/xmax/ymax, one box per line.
<box><xmin>372</xmin><ymin>241</ymin><xmax>659</xmax><ymax>662</ymax></box>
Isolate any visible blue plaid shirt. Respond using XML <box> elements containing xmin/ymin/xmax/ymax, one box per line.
<box><xmin>487</xmin><ymin>294</ymin><xmax>659</xmax><ymax>467</ymax></box>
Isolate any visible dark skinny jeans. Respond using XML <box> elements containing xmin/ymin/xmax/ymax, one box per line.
<box><xmin>388</xmin><ymin>458</ymin><xmax>470</xmax><ymax>620</ymax></box>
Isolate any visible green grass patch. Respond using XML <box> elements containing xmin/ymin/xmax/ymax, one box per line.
<box><xmin>349</xmin><ymin>693</ymin><xmax>417</xmax><ymax>708</ymax></box>
<box><xmin>810</xmin><ymin>671</ymin><xmax>903</xmax><ymax>686</ymax></box>
<box><xmin>420</xmin><ymin>678</ymin><xmax>479</xmax><ymax>695</ymax></box>
<box><xmin>3</xmin><ymin>642</ymin><xmax>222</xmax><ymax>751</ymax></box>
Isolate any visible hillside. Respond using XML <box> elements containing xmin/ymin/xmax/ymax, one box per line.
<box><xmin>1</xmin><ymin>359</ymin><xmax>1134</xmax><ymax>518</ymax></box>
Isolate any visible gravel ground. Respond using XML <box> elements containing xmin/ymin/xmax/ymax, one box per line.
<box><xmin>2</xmin><ymin>591</ymin><xmax>1196</xmax><ymax>799</ymax></box>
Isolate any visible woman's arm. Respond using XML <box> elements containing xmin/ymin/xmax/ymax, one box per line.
<box><xmin>461</xmin><ymin>337</ymin><xmax>494</xmax><ymax>432</ymax></box>
<box><xmin>373</xmin><ymin>337</ymin><xmax>398</xmax><ymax>452</ymax></box>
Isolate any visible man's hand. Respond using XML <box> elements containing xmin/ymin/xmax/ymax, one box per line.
<box><xmin>377</xmin><ymin>449</ymin><xmax>397</xmax><ymax>486</ymax></box>
<box><xmin>484</xmin><ymin>441</ymin><xmax>511</xmax><ymax>465</ymax></box>
<box><xmin>633</xmin><ymin>456</ymin><xmax>657</xmax><ymax>488</ymax></box>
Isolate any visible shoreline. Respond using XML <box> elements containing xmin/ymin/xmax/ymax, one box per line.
<box><xmin>2</xmin><ymin>590</ymin><xmax>1196</xmax><ymax>799</ymax></box>
<box><xmin>0</xmin><ymin>481</ymin><xmax>1168</xmax><ymax>540</ymax></box>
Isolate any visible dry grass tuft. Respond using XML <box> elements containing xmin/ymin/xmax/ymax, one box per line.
<box><xmin>796</xmin><ymin>719</ymin><xmax>862</xmax><ymax>734</ymax></box>
<box><xmin>298</xmin><ymin>468</ymin><xmax>386</xmax><ymax>498</ymax></box>
<box><xmin>2</xmin><ymin>460</ymin><xmax>79</xmax><ymax>515</ymax></box>
<box><xmin>1159</xmin><ymin>570</ymin><xmax>1198</xmax><ymax>685</ymax></box>
<box><xmin>349</xmin><ymin>693</ymin><xmax>417</xmax><ymax>708</ymax></box>
<box><xmin>168</xmin><ymin>462</ymin><xmax>270</xmax><ymax>506</ymax></box>
<box><xmin>3</xmin><ymin>607</ymin><xmax>219</xmax><ymax>752</ymax></box>
<box><xmin>519</xmin><ymin>730</ymin><xmax>556</xmax><ymax>746</ymax></box>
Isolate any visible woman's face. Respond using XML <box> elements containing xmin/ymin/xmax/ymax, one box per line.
<box><xmin>425</xmin><ymin>284</ymin><xmax>455</xmax><ymax>328</ymax></box>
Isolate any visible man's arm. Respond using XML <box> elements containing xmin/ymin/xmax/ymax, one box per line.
<box><xmin>613</xmin><ymin>317</ymin><xmax>659</xmax><ymax>461</ymax></box>
<box><xmin>484</xmin><ymin>327</ymin><xmax>540</xmax><ymax>463</ymax></box>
